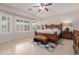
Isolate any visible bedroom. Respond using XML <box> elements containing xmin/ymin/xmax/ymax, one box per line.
<box><xmin>0</xmin><ymin>3</ymin><xmax>79</xmax><ymax>55</ymax></box>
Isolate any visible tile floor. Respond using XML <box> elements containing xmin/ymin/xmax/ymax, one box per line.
<box><xmin>0</xmin><ymin>38</ymin><xmax>74</xmax><ymax>55</ymax></box>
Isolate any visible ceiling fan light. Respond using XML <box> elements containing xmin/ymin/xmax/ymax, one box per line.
<box><xmin>40</xmin><ymin>6</ymin><xmax>45</xmax><ymax>11</ymax></box>
<box><xmin>40</xmin><ymin>6</ymin><xmax>42</xmax><ymax>9</ymax></box>
<box><xmin>43</xmin><ymin>6</ymin><xmax>45</xmax><ymax>10</ymax></box>
<box><xmin>39</xmin><ymin>9</ymin><xmax>41</xmax><ymax>12</ymax></box>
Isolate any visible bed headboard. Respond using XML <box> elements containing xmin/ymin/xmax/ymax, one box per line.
<box><xmin>46</xmin><ymin>23</ymin><xmax>62</xmax><ymax>31</ymax></box>
<box><xmin>46</xmin><ymin>23</ymin><xmax>63</xmax><ymax>38</ymax></box>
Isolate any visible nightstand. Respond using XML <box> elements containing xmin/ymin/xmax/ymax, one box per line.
<box><xmin>62</xmin><ymin>27</ymin><xmax>73</xmax><ymax>39</ymax></box>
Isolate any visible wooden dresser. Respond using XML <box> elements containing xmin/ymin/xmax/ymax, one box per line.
<box><xmin>73</xmin><ymin>30</ymin><xmax>79</xmax><ymax>54</ymax></box>
<box><xmin>62</xmin><ymin>28</ymin><xmax>73</xmax><ymax>39</ymax></box>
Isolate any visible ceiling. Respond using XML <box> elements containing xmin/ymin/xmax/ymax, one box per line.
<box><xmin>4</xmin><ymin>3</ymin><xmax>79</xmax><ymax>18</ymax></box>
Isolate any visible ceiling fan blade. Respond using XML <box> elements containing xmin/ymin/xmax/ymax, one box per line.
<box><xmin>45</xmin><ymin>8</ymin><xmax>49</xmax><ymax>11</ymax></box>
<box><xmin>33</xmin><ymin>6</ymin><xmax>40</xmax><ymax>8</ymax></box>
<box><xmin>38</xmin><ymin>9</ymin><xmax>41</xmax><ymax>12</ymax></box>
<box><xmin>44</xmin><ymin>3</ymin><xmax>52</xmax><ymax>6</ymax></box>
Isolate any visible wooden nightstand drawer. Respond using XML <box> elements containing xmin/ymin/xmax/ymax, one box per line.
<box><xmin>63</xmin><ymin>32</ymin><xmax>72</xmax><ymax>39</ymax></box>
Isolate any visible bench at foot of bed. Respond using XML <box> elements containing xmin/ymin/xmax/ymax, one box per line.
<box><xmin>34</xmin><ymin>36</ymin><xmax>48</xmax><ymax>45</ymax></box>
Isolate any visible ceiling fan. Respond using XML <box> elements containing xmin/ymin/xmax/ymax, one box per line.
<box><xmin>34</xmin><ymin>3</ymin><xmax>52</xmax><ymax>12</ymax></box>
<box><xmin>28</xmin><ymin>3</ymin><xmax>52</xmax><ymax>12</ymax></box>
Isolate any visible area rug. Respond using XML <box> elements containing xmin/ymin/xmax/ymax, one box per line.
<box><xmin>32</xmin><ymin>39</ymin><xmax>62</xmax><ymax>52</ymax></box>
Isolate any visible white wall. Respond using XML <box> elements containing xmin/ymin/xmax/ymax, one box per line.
<box><xmin>0</xmin><ymin>4</ymin><xmax>41</xmax><ymax>43</ymax></box>
<box><xmin>42</xmin><ymin>10</ymin><xmax>79</xmax><ymax>29</ymax></box>
<box><xmin>0</xmin><ymin>10</ymin><xmax>35</xmax><ymax>43</ymax></box>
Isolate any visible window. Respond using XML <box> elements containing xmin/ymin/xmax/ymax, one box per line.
<box><xmin>20</xmin><ymin>20</ymin><xmax>24</xmax><ymax>31</ymax></box>
<box><xmin>32</xmin><ymin>23</ymin><xmax>41</xmax><ymax>31</ymax></box>
<box><xmin>16</xmin><ymin>18</ymin><xmax>30</xmax><ymax>32</ymax></box>
<box><xmin>24</xmin><ymin>21</ymin><xmax>30</xmax><ymax>31</ymax></box>
<box><xmin>16</xmin><ymin>19</ymin><xmax>21</xmax><ymax>32</ymax></box>
<box><xmin>0</xmin><ymin>16</ymin><xmax>11</xmax><ymax>33</ymax></box>
<box><xmin>7</xmin><ymin>17</ymin><xmax>10</xmax><ymax>32</ymax></box>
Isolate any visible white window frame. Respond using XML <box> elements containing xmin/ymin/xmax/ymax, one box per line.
<box><xmin>15</xmin><ymin>18</ymin><xmax>22</xmax><ymax>33</ymax></box>
<box><xmin>15</xmin><ymin>16</ymin><xmax>31</xmax><ymax>33</ymax></box>
<box><xmin>0</xmin><ymin>15</ymin><xmax>11</xmax><ymax>34</ymax></box>
<box><xmin>24</xmin><ymin>20</ymin><xmax>30</xmax><ymax>32</ymax></box>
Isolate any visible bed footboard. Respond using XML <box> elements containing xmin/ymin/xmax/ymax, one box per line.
<box><xmin>34</xmin><ymin>31</ymin><xmax>59</xmax><ymax>44</ymax></box>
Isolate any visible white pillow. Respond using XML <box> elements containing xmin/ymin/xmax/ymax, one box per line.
<box><xmin>52</xmin><ymin>28</ymin><xmax>61</xmax><ymax>35</ymax></box>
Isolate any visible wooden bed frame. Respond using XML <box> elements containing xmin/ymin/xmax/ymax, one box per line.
<box><xmin>34</xmin><ymin>23</ymin><xmax>62</xmax><ymax>44</ymax></box>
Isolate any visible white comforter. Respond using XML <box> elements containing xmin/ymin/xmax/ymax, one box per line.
<box><xmin>36</xmin><ymin>28</ymin><xmax>61</xmax><ymax>35</ymax></box>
